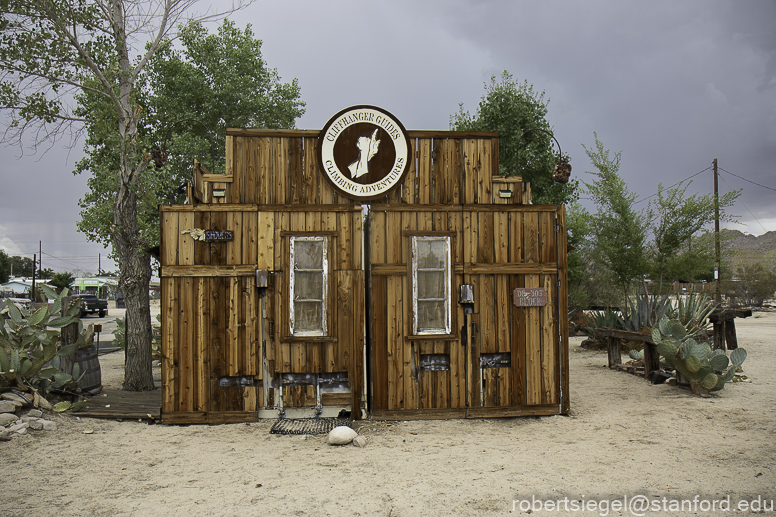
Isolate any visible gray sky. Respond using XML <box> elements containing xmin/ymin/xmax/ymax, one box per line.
<box><xmin>1</xmin><ymin>0</ymin><xmax>774</xmax><ymax>275</ymax></box>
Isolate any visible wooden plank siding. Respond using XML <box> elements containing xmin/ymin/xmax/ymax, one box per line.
<box><xmin>160</xmin><ymin>205</ymin><xmax>364</xmax><ymax>424</ymax></box>
<box><xmin>160</xmin><ymin>128</ymin><xmax>568</xmax><ymax>423</ymax></box>
<box><xmin>369</xmin><ymin>204</ymin><xmax>567</xmax><ymax>418</ymax></box>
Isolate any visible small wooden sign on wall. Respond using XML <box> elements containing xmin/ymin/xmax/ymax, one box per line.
<box><xmin>180</xmin><ymin>228</ymin><xmax>234</xmax><ymax>242</ymax></box>
<box><xmin>203</xmin><ymin>230</ymin><xmax>233</xmax><ymax>242</ymax></box>
<box><xmin>512</xmin><ymin>287</ymin><xmax>548</xmax><ymax>307</ymax></box>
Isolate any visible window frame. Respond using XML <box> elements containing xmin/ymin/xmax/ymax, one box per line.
<box><xmin>410</xmin><ymin>234</ymin><xmax>452</xmax><ymax>336</ymax></box>
<box><xmin>289</xmin><ymin>235</ymin><xmax>329</xmax><ymax>337</ymax></box>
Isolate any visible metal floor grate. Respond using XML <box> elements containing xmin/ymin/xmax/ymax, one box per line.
<box><xmin>270</xmin><ymin>418</ymin><xmax>351</xmax><ymax>435</ymax></box>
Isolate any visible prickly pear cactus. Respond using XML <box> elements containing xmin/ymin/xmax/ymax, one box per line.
<box><xmin>652</xmin><ymin>317</ymin><xmax>747</xmax><ymax>395</ymax></box>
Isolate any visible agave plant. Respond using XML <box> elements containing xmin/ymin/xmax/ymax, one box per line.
<box><xmin>582</xmin><ymin>307</ymin><xmax>624</xmax><ymax>339</ymax></box>
<box><xmin>0</xmin><ymin>286</ymin><xmax>92</xmax><ymax>395</ymax></box>
<box><xmin>668</xmin><ymin>293</ymin><xmax>717</xmax><ymax>338</ymax></box>
<box><xmin>621</xmin><ymin>292</ymin><xmax>673</xmax><ymax>333</ymax></box>
<box><xmin>652</xmin><ymin>318</ymin><xmax>746</xmax><ymax>395</ymax></box>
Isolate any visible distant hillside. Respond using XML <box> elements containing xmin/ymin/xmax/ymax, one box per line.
<box><xmin>723</xmin><ymin>229</ymin><xmax>776</xmax><ymax>255</ymax></box>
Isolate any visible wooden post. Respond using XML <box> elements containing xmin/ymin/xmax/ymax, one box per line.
<box><xmin>59</xmin><ymin>296</ymin><xmax>78</xmax><ymax>375</ymax></box>
<box><xmin>724</xmin><ymin>320</ymin><xmax>739</xmax><ymax>350</ymax></box>
<box><xmin>607</xmin><ymin>337</ymin><xmax>621</xmax><ymax>368</ymax></box>
<box><xmin>713</xmin><ymin>321</ymin><xmax>724</xmax><ymax>351</ymax></box>
<box><xmin>642</xmin><ymin>341</ymin><xmax>660</xmax><ymax>377</ymax></box>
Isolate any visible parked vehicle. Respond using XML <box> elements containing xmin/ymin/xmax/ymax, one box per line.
<box><xmin>71</xmin><ymin>293</ymin><xmax>108</xmax><ymax>318</ymax></box>
<box><xmin>0</xmin><ymin>288</ymin><xmax>32</xmax><ymax>318</ymax></box>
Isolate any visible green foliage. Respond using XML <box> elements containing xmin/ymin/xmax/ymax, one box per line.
<box><xmin>112</xmin><ymin>317</ymin><xmax>126</xmax><ymax>350</ymax></box>
<box><xmin>450</xmin><ymin>71</ymin><xmax>578</xmax><ymax>204</ymax></box>
<box><xmin>575</xmin><ymin>136</ymin><xmax>740</xmax><ymax>304</ymax></box>
<box><xmin>582</xmin><ymin>134</ymin><xmax>650</xmax><ymax>296</ymax></box>
<box><xmin>0</xmin><ymin>287</ymin><xmax>91</xmax><ymax>395</ymax></box>
<box><xmin>669</xmin><ymin>293</ymin><xmax>717</xmax><ymax>338</ymax></box>
<box><xmin>0</xmin><ymin>249</ymin><xmax>9</xmax><ymax>283</ymax></box>
<box><xmin>76</xmin><ymin>19</ymin><xmax>305</xmax><ymax>250</ymax></box>
<box><xmin>0</xmin><ymin>254</ymin><xmax>35</xmax><ymax>281</ymax></box>
<box><xmin>652</xmin><ymin>318</ymin><xmax>746</xmax><ymax>394</ymax></box>
<box><xmin>648</xmin><ymin>181</ymin><xmax>740</xmax><ymax>287</ymax></box>
<box><xmin>49</xmin><ymin>272</ymin><xmax>76</xmax><ymax>293</ymax></box>
<box><xmin>1</xmin><ymin>1</ymin><xmax>256</xmax><ymax>392</ymax></box>
<box><xmin>621</xmin><ymin>293</ymin><xmax>672</xmax><ymax>332</ymax></box>
<box><xmin>724</xmin><ymin>262</ymin><xmax>776</xmax><ymax>307</ymax></box>
<box><xmin>582</xmin><ymin>293</ymin><xmax>715</xmax><ymax>344</ymax></box>
<box><xmin>584</xmin><ymin>307</ymin><xmax>624</xmax><ymax>336</ymax></box>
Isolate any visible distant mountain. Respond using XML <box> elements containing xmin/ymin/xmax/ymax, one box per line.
<box><xmin>723</xmin><ymin>230</ymin><xmax>776</xmax><ymax>254</ymax></box>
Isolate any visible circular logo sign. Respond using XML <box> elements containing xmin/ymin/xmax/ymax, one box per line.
<box><xmin>318</xmin><ymin>105</ymin><xmax>411</xmax><ymax>200</ymax></box>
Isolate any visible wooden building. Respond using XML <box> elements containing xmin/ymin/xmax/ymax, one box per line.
<box><xmin>160</xmin><ymin>110</ymin><xmax>569</xmax><ymax>424</ymax></box>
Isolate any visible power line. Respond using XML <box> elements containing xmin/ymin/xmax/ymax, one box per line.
<box><xmin>633</xmin><ymin>166</ymin><xmax>712</xmax><ymax>204</ymax></box>
<box><xmin>718</xmin><ymin>173</ymin><xmax>768</xmax><ymax>234</ymax></box>
<box><xmin>718</xmin><ymin>167</ymin><xmax>776</xmax><ymax>193</ymax></box>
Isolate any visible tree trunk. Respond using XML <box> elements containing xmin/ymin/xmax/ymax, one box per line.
<box><xmin>113</xmin><ymin>184</ymin><xmax>154</xmax><ymax>391</ymax></box>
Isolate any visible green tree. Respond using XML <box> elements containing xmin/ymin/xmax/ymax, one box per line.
<box><xmin>725</xmin><ymin>262</ymin><xmax>776</xmax><ymax>307</ymax></box>
<box><xmin>49</xmin><ymin>271</ymin><xmax>76</xmax><ymax>293</ymax></box>
<box><xmin>648</xmin><ymin>181</ymin><xmax>740</xmax><ymax>288</ymax></box>
<box><xmin>76</xmin><ymin>20</ymin><xmax>304</xmax><ymax>250</ymax></box>
<box><xmin>582</xmin><ymin>134</ymin><xmax>650</xmax><ymax>298</ymax></box>
<box><xmin>0</xmin><ymin>0</ymin><xmax>252</xmax><ymax>391</ymax></box>
<box><xmin>8</xmin><ymin>256</ymin><xmax>34</xmax><ymax>278</ymax></box>
<box><xmin>0</xmin><ymin>250</ymin><xmax>9</xmax><ymax>283</ymax></box>
<box><xmin>450</xmin><ymin>71</ymin><xmax>578</xmax><ymax>204</ymax></box>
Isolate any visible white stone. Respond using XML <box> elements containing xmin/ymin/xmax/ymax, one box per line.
<box><xmin>1</xmin><ymin>392</ymin><xmax>30</xmax><ymax>407</ymax></box>
<box><xmin>327</xmin><ymin>426</ymin><xmax>357</xmax><ymax>445</ymax></box>
<box><xmin>26</xmin><ymin>409</ymin><xmax>43</xmax><ymax>418</ymax></box>
<box><xmin>0</xmin><ymin>413</ymin><xmax>18</xmax><ymax>427</ymax></box>
<box><xmin>0</xmin><ymin>401</ymin><xmax>17</xmax><ymax>413</ymax></box>
<box><xmin>8</xmin><ymin>422</ymin><xmax>29</xmax><ymax>433</ymax></box>
<box><xmin>41</xmin><ymin>420</ymin><xmax>57</xmax><ymax>431</ymax></box>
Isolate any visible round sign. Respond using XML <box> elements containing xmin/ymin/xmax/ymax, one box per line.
<box><xmin>318</xmin><ymin>105</ymin><xmax>411</xmax><ymax>200</ymax></box>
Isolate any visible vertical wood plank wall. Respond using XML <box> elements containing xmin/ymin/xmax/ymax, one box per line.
<box><xmin>160</xmin><ymin>128</ymin><xmax>568</xmax><ymax>423</ymax></box>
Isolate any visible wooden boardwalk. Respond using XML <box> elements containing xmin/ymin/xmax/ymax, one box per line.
<box><xmin>77</xmin><ymin>388</ymin><xmax>161</xmax><ymax>422</ymax></box>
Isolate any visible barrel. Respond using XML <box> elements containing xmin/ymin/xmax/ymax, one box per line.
<box><xmin>75</xmin><ymin>345</ymin><xmax>102</xmax><ymax>394</ymax></box>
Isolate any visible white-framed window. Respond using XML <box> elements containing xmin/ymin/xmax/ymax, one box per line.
<box><xmin>289</xmin><ymin>236</ymin><xmax>328</xmax><ymax>336</ymax></box>
<box><xmin>411</xmin><ymin>235</ymin><xmax>451</xmax><ymax>335</ymax></box>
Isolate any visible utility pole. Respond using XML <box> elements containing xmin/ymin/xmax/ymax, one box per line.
<box><xmin>713</xmin><ymin>158</ymin><xmax>721</xmax><ymax>305</ymax></box>
<box><xmin>31</xmin><ymin>254</ymin><xmax>37</xmax><ymax>303</ymax></box>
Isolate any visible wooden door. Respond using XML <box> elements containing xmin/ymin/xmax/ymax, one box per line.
<box><xmin>369</xmin><ymin>205</ymin><xmax>568</xmax><ymax>419</ymax></box>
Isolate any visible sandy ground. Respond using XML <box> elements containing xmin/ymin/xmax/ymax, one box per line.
<box><xmin>2</xmin><ymin>311</ymin><xmax>775</xmax><ymax>517</ymax></box>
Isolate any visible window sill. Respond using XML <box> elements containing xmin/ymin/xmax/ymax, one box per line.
<box><xmin>280</xmin><ymin>336</ymin><xmax>338</xmax><ymax>343</ymax></box>
<box><xmin>406</xmin><ymin>334</ymin><xmax>458</xmax><ymax>341</ymax></box>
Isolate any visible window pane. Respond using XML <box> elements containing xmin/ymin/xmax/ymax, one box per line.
<box><xmin>417</xmin><ymin>270</ymin><xmax>445</xmax><ymax>299</ymax></box>
<box><xmin>294</xmin><ymin>240</ymin><xmax>323</xmax><ymax>270</ymax></box>
<box><xmin>290</xmin><ymin>236</ymin><xmax>327</xmax><ymax>336</ymax></box>
<box><xmin>294</xmin><ymin>271</ymin><xmax>323</xmax><ymax>300</ymax></box>
<box><xmin>417</xmin><ymin>300</ymin><xmax>445</xmax><ymax>330</ymax></box>
<box><xmin>294</xmin><ymin>301</ymin><xmax>322</xmax><ymax>331</ymax></box>
<box><xmin>416</xmin><ymin>240</ymin><xmax>446</xmax><ymax>269</ymax></box>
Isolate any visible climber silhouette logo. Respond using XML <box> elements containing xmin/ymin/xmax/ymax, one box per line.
<box><xmin>318</xmin><ymin>105</ymin><xmax>411</xmax><ymax>201</ymax></box>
